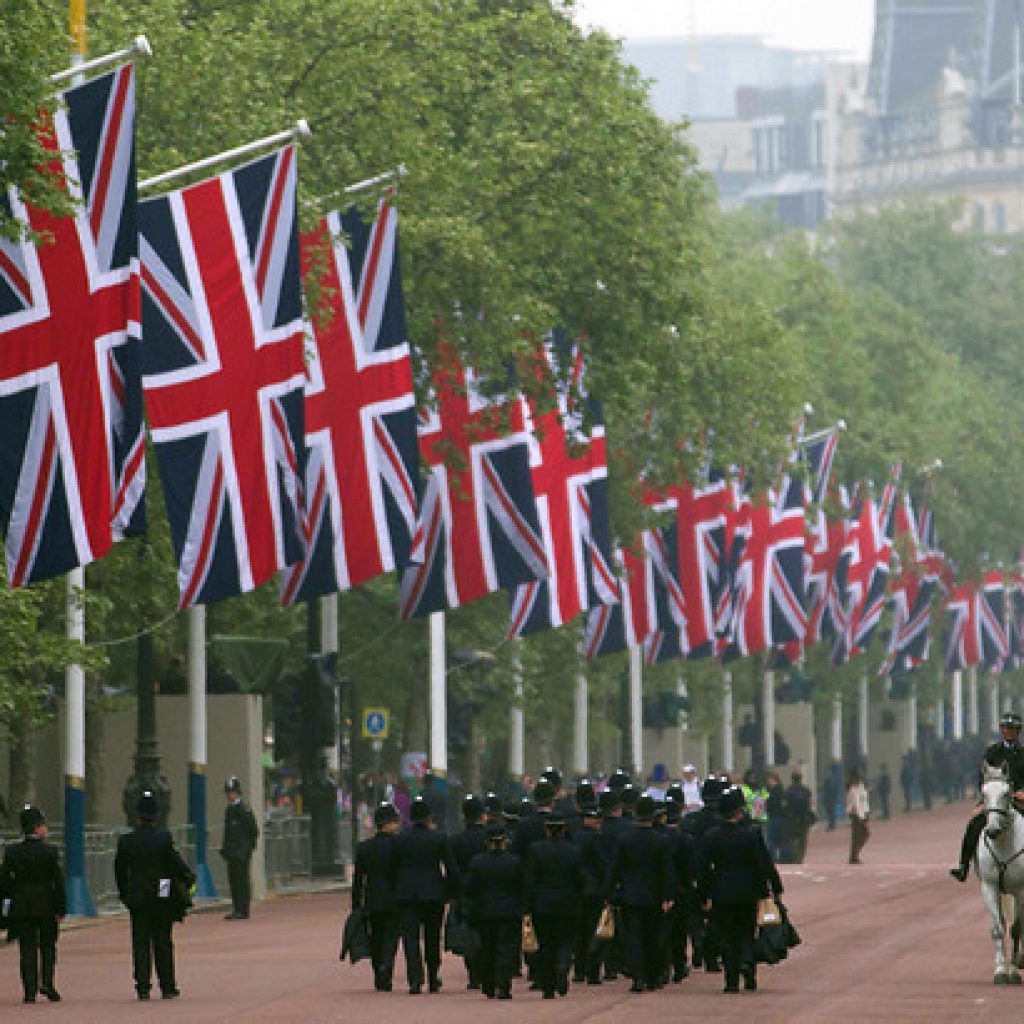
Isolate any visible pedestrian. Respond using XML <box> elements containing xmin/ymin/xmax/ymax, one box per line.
<box><xmin>899</xmin><ymin>755</ymin><xmax>915</xmax><ymax>813</ymax></box>
<box><xmin>0</xmin><ymin>805</ymin><xmax>65</xmax><ymax>1003</ymax></box>
<box><xmin>679</xmin><ymin>765</ymin><xmax>703</xmax><ymax>814</ymax></box>
<box><xmin>783</xmin><ymin>771</ymin><xmax>814</xmax><ymax>864</ymax></box>
<box><xmin>700</xmin><ymin>786</ymin><xmax>783</xmax><ymax>994</ymax></box>
<box><xmin>681</xmin><ymin>776</ymin><xmax>729</xmax><ymax>972</ymax></box>
<box><xmin>846</xmin><ymin>771</ymin><xmax>870</xmax><ymax>865</ymax></box>
<box><xmin>448</xmin><ymin>794</ymin><xmax>488</xmax><ymax>989</ymax></box>
<box><xmin>822</xmin><ymin>762</ymin><xmax>839</xmax><ymax>830</ymax></box>
<box><xmin>764</xmin><ymin>772</ymin><xmax>789</xmax><ymax>864</ymax></box>
<box><xmin>114</xmin><ymin>790</ymin><xmax>195</xmax><ymax>1000</ymax></box>
<box><xmin>221</xmin><ymin>776</ymin><xmax>259</xmax><ymax>920</ymax></box>
<box><xmin>741</xmin><ymin>769</ymin><xmax>768</xmax><ymax>826</ymax></box>
<box><xmin>464</xmin><ymin>821</ymin><xmax>523</xmax><ymax>999</ymax></box>
<box><xmin>605</xmin><ymin>793</ymin><xmax>675</xmax><ymax>993</ymax></box>
<box><xmin>524</xmin><ymin>812</ymin><xmax>584</xmax><ymax>999</ymax></box>
<box><xmin>393</xmin><ymin>796</ymin><xmax>458</xmax><ymax>994</ymax></box>
<box><xmin>352</xmin><ymin>802</ymin><xmax>401</xmax><ymax>992</ymax></box>
<box><xmin>876</xmin><ymin>763</ymin><xmax>892</xmax><ymax>820</ymax></box>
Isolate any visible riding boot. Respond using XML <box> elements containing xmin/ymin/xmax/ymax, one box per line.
<box><xmin>951</xmin><ymin>811</ymin><xmax>986</xmax><ymax>882</ymax></box>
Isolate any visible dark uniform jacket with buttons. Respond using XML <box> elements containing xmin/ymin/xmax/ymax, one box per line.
<box><xmin>222</xmin><ymin>799</ymin><xmax>259</xmax><ymax>860</ymax></box>
<box><xmin>393</xmin><ymin>823</ymin><xmax>457</xmax><ymax>903</ymax></box>
<box><xmin>572</xmin><ymin>827</ymin><xmax>610</xmax><ymax>899</ymax></box>
<box><xmin>353</xmin><ymin>832</ymin><xmax>398</xmax><ymax>913</ymax></box>
<box><xmin>699</xmin><ymin>820</ymin><xmax>782</xmax><ymax>907</ymax></box>
<box><xmin>524</xmin><ymin>836</ymin><xmax>585</xmax><ymax>917</ymax></box>
<box><xmin>115</xmin><ymin>825</ymin><xmax>194</xmax><ymax>916</ymax></box>
<box><xmin>0</xmin><ymin>837</ymin><xmax>65</xmax><ymax>921</ymax></box>
<box><xmin>511</xmin><ymin>807</ymin><xmax>552</xmax><ymax>857</ymax></box>
<box><xmin>606</xmin><ymin>825</ymin><xmax>674</xmax><ymax>907</ymax></box>
<box><xmin>464</xmin><ymin>850</ymin><xmax>523</xmax><ymax>922</ymax></box>
<box><xmin>448</xmin><ymin>823</ymin><xmax>487</xmax><ymax>883</ymax></box>
<box><xmin>983</xmin><ymin>741</ymin><xmax>1024</xmax><ymax>792</ymax></box>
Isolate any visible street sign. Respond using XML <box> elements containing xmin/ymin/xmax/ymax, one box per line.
<box><xmin>362</xmin><ymin>707</ymin><xmax>390</xmax><ymax>739</ymax></box>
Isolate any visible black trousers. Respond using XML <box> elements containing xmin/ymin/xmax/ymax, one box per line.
<box><xmin>477</xmin><ymin>916</ymin><xmax>519</xmax><ymax>995</ymax></box>
<box><xmin>669</xmin><ymin>898</ymin><xmax>697</xmax><ymax>973</ymax></box>
<box><xmin>532</xmin><ymin>913</ymin><xmax>576</xmax><ymax>995</ymax></box>
<box><xmin>622</xmin><ymin>906</ymin><xmax>664</xmax><ymax>988</ymax></box>
<box><xmin>710</xmin><ymin>903</ymin><xmax>756</xmax><ymax>988</ymax></box>
<box><xmin>398</xmin><ymin>901</ymin><xmax>444</xmax><ymax>988</ymax></box>
<box><xmin>15</xmin><ymin>917</ymin><xmax>58</xmax><ymax>998</ymax></box>
<box><xmin>368</xmin><ymin>911</ymin><xmax>399</xmax><ymax>987</ymax></box>
<box><xmin>850</xmin><ymin>815</ymin><xmax>870</xmax><ymax>863</ymax></box>
<box><xmin>959</xmin><ymin>811</ymin><xmax>986</xmax><ymax>868</ymax></box>
<box><xmin>129</xmin><ymin>911</ymin><xmax>175</xmax><ymax>995</ymax></box>
<box><xmin>574</xmin><ymin>897</ymin><xmax>604</xmax><ymax>980</ymax></box>
<box><xmin>227</xmin><ymin>856</ymin><xmax>252</xmax><ymax>916</ymax></box>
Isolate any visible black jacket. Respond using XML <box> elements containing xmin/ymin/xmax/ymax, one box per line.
<box><xmin>670</xmin><ymin>828</ymin><xmax>699</xmax><ymax>898</ymax></box>
<box><xmin>606</xmin><ymin>825</ymin><xmax>674</xmax><ymax>907</ymax></box>
<box><xmin>222</xmin><ymin>799</ymin><xmax>259</xmax><ymax>860</ymax></box>
<box><xmin>353</xmin><ymin>832</ymin><xmax>398</xmax><ymax>913</ymax></box>
<box><xmin>984</xmin><ymin>741</ymin><xmax>1024</xmax><ymax>791</ymax></box>
<box><xmin>511</xmin><ymin>807</ymin><xmax>553</xmax><ymax>857</ymax></box>
<box><xmin>699</xmin><ymin>820</ymin><xmax>782</xmax><ymax>907</ymax></box>
<box><xmin>524</xmin><ymin>836</ymin><xmax>584</xmax><ymax>917</ymax></box>
<box><xmin>464</xmin><ymin>849</ymin><xmax>522</xmax><ymax>922</ymax></box>
<box><xmin>0</xmin><ymin>837</ymin><xmax>65</xmax><ymax>921</ymax></box>
<box><xmin>448</xmin><ymin>823</ymin><xmax>487</xmax><ymax>881</ymax></box>
<box><xmin>393</xmin><ymin>823</ymin><xmax>457</xmax><ymax>903</ymax></box>
<box><xmin>115</xmin><ymin>825</ymin><xmax>194</xmax><ymax>916</ymax></box>
<box><xmin>572</xmin><ymin>826</ymin><xmax>610</xmax><ymax>899</ymax></box>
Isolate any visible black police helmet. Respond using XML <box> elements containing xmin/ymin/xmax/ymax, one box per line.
<box><xmin>136</xmin><ymin>790</ymin><xmax>159</xmax><ymax>821</ymax></box>
<box><xmin>225</xmin><ymin>775</ymin><xmax>242</xmax><ymax>794</ymax></box>
<box><xmin>541</xmin><ymin>766</ymin><xmax>563</xmax><ymax>790</ymax></box>
<box><xmin>620</xmin><ymin>782</ymin><xmax>639</xmax><ymax>808</ymax></box>
<box><xmin>575</xmin><ymin>779</ymin><xmax>596</xmax><ymax>807</ymax></box>
<box><xmin>635</xmin><ymin>794</ymin><xmax>657</xmax><ymax>820</ymax></box>
<box><xmin>598</xmin><ymin>788</ymin><xmax>620</xmax><ymax>814</ymax></box>
<box><xmin>374</xmin><ymin>802</ymin><xmax>399</xmax><ymax>827</ymax></box>
<box><xmin>718</xmin><ymin>787</ymin><xmax>746</xmax><ymax>817</ymax></box>
<box><xmin>666</xmin><ymin>783</ymin><xmax>684</xmax><ymax>803</ymax></box>
<box><xmin>608</xmin><ymin>768</ymin><xmax>631</xmax><ymax>791</ymax></box>
<box><xmin>1001</xmin><ymin>712</ymin><xmax>1023</xmax><ymax>729</ymax></box>
<box><xmin>483</xmin><ymin>791</ymin><xmax>503</xmax><ymax>815</ymax></box>
<box><xmin>462</xmin><ymin>794</ymin><xmax>484</xmax><ymax>822</ymax></box>
<box><xmin>20</xmin><ymin>804</ymin><xmax>45</xmax><ymax>834</ymax></box>
<box><xmin>533</xmin><ymin>779</ymin><xmax>556</xmax><ymax>805</ymax></box>
<box><xmin>410</xmin><ymin>796</ymin><xmax>432</xmax><ymax>823</ymax></box>
<box><xmin>701</xmin><ymin>776</ymin><xmax>725</xmax><ymax>803</ymax></box>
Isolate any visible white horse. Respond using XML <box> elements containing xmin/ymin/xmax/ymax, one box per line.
<box><xmin>977</xmin><ymin>763</ymin><xmax>1024</xmax><ymax>984</ymax></box>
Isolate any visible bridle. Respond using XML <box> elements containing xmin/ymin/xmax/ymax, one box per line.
<box><xmin>983</xmin><ymin>773</ymin><xmax>1024</xmax><ymax>892</ymax></box>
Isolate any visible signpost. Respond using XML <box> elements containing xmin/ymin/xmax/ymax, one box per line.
<box><xmin>362</xmin><ymin>708</ymin><xmax>389</xmax><ymax>804</ymax></box>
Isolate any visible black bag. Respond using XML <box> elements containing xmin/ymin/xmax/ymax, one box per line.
<box><xmin>168</xmin><ymin>876</ymin><xmax>194</xmax><ymax>922</ymax></box>
<box><xmin>444</xmin><ymin>904</ymin><xmax>481</xmax><ymax>958</ymax></box>
<box><xmin>340</xmin><ymin>908</ymin><xmax>372</xmax><ymax>964</ymax></box>
<box><xmin>755</xmin><ymin>898</ymin><xmax>800</xmax><ymax>964</ymax></box>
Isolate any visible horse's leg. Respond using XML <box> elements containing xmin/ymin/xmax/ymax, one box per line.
<box><xmin>981</xmin><ymin>880</ymin><xmax>1010</xmax><ymax>983</ymax></box>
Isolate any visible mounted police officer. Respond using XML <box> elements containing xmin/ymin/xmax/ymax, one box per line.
<box><xmin>951</xmin><ymin>711</ymin><xmax>1024</xmax><ymax>882</ymax></box>
<box><xmin>221</xmin><ymin>776</ymin><xmax>259</xmax><ymax>919</ymax></box>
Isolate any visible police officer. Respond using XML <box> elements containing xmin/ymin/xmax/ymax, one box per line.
<box><xmin>511</xmin><ymin>778</ymin><xmax>556</xmax><ymax>856</ymax></box>
<box><xmin>353</xmin><ymin>802</ymin><xmax>401</xmax><ymax>992</ymax></box>
<box><xmin>524</xmin><ymin>813</ymin><xmax>585</xmax><ymax>998</ymax></box>
<box><xmin>393</xmin><ymin>796</ymin><xmax>457</xmax><ymax>994</ymax></box>
<box><xmin>221</xmin><ymin>776</ymin><xmax>259</xmax><ymax>919</ymax></box>
<box><xmin>605</xmin><ymin>793</ymin><xmax>674</xmax><ymax>993</ymax></box>
<box><xmin>681</xmin><ymin>775</ymin><xmax>727</xmax><ymax>970</ymax></box>
<box><xmin>700</xmin><ymin>786</ymin><xmax>783</xmax><ymax>994</ymax></box>
<box><xmin>464</xmin><ymin>821</ymin><xmax>523</xmax><ymax>999</ymax></box>
<box><xmin>665</xmin><ymin>792</ymin><xmax>700</xmax><ymax>982</ymax></box>
<box><xmin>1</xmin><ymin>805</ymin><xmax>65</xmax><ymax>1003</ymax></box>
<box><xmin>115</xmin><ymin>791</ymin><xmax>195</xmax><ymax>1000</ymax></box>
<box><xmin>449</xmin><ymin>794</ymin><xmax>488</xmax><ymax>988</ymax></box>
<box><xmin>951</xmin><ymin>711</ymin><xmax>1024</xmax><ymax>881</ymax></box>
<box><xmin>597</xmin><ymin>788</ymin><xmax>626</xmax><ymax>980</ymax></box>
<box><xmin>572</xmin><ymin>804</ymin><xmax>609</xmax><ymax>984</ymax></box>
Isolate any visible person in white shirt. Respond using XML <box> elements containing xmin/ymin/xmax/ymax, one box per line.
<box><xmin>680</xmin><ymin>765</ymin><xmax>703</xmax><ymax>815</ymax></box>
<box><xmin>846</xmin><ymin>772</ymin><xmax>870</xmax><ymax>864</ymax></box>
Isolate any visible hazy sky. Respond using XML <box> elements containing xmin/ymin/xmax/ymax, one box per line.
<box><xmin>572</xmin><ymin>0</ymin><xmax>876</xmax><ymax>58</ymax></box>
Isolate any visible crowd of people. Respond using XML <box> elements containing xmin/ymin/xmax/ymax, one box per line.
<box><xmin>350</xmin><ymin>766</ymin><xmax>785</xmax><ymax>999</ymax></box>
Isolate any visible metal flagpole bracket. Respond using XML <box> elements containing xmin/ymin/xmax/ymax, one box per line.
<box><xmin>51</xmin><ymin>35</ymin><xmax>152</xmax><ymax>84</ymax></box>
<box><xmin>345</xmin><ymin>163</ymin><xmax>408</xmax><ymax>196</ymax></box>
<box><xmin>139</xmin><ymin>119</ymin><xmax>312</xmax><ymax>194</ymax></box>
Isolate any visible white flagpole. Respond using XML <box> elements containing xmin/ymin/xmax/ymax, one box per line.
<box><xmin>573</xmin><ymin>637</ymin><xmax>588</xmax><ymax>777</ymax></box>
<box><xmin>344</xmin><ymin>164</ymin><xmax>407</xmax><ymax>196</ymax></box>
<box><xmin>50</xmin><ymin>34</ymin><xmax>151</xmax><ymax>83</ymax></box>
<box><xmin>722</xmin><ymin>670</ymin><xmax>734</xmax><ymax>770</ymax></box>
<box><xmin>629</xmin><ymin>645</ymin><xmax>643</xmax><ymax>778</ymax></box>
<box><xmin>763</xmin><ymin>668</ymin><xmax>776</xmax><ymax>766</ymax></box>
<box><xmin>429</xmin><ymin>611</ymin><xmax>447</xmax><ymax>778</ymax></box>
<box><xmin>139</xmin><ymin>120</ymin><xmax>311</xmax><ymax>193</ymax></box>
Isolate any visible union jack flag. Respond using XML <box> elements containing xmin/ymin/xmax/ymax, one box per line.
<box><xmin>585</xmin><ymin>539</ymin><xmax>659</xmax><ymax>658</ymax></box>
<box><xmin>800</xmin><ymin>428</ymin><xmax>839</xmax><ymax>507</ymax></box>
<box><xmin>980</xmin><ymin>570</ymin><xmax>1010</xmax><ymax>670</ymax></box>
<box><xmin>508</xmin><ymin>342</ymin><xmax>616</xmax><ymax>636</ymax></box>
<box><xmin>722</xmin><ymin>476</ymin><xmax>806</xmax><ymax>659</ymax></box>
<box><xmin>140</xmin><ymin>147</ymin><xmax>306</xmax><ymax>607</ymax></box>
<box><xmin>945</xmin><ymin>581</ymin><xmax>981</xmax><ymax>671</ymax></box>
<box><xmin>0</xmin><ymin>65</ymin><xmax>145</xmax><ymax>586</ymax></box>
<box><xmin>399</xmin><ymin>343</ymin><xmax>547</xmax><ymax>617</ymax></box>
<box><xmin>280</xmin><ymin>201</ymin><xmax>418</xmax><ymax>603</ymax></box>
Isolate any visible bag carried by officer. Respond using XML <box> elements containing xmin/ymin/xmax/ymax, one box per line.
<box><xmin>521</xmin><ymin>913</ymin><xmax>539</xmax><ymax>954</ymax></box>
<box><xmin>340</xmin><ymin>907</ymin><xmax>372</xmax><ymax>964</ymax></box>
<box><xmin>444</xmin><ymin>903</ymin><xmax>481</xmax><ymax>958</ymax></box>
<box><xmin>757</xmin><ymin>896</ymin><xmax>781</xmax><ymax>927</ymax></box>
<box><xmin>594</xmin><ymin>904</ymin><xmax>615</xmax><ymax>940</ymax></box>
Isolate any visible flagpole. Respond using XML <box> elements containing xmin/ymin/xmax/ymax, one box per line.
<box><xmin>50</xmin><ymin>34</ymin><xmax>151</xmax><ymax>83</ymax></box>
<box><xmin>968</xmin><ymin>666</ymin><xmax>979</xmax><ymax>735</ymax></box>
<box><xmin>573</xmin><ymin>636</ymin><xmax>588</xmax><ymax>777</ymax></box>
<box><xmin>763</xmin><ymin>668</ymin><xmax>776</xmax><ymax>766</ymax></box>
<box><xmin>858</xmin><ymin>671</ymin><xmax>869</xmax><ymax>763</ymax></box>
<box><xmin>951</xmin><ymin>669</ymin><xmax>964</xmax><ymax>740</ymax></box>
<box><xmin>63</xmin><ymin>0</ymin><xmax>96</xmax><ymax>917</ymax></box>
<box><xmin>344</xmin><ymin>164</ymin><xmax>407</xmax><ymax>196</ymax></box>
<box><xmin>429</xmin><ymin>611</ymin><xmax>447</xmax><ymax>780</ymax></box>
<box><xmin>628</xmin><ymin>645</ymin><xmax>643</xmax><ymax>779</ymax></box>
<box><xmin>510</xmin><ymin>649</ymin><xmax>524</xmax><ymax>781</ymax></box>
<box><xmin>721</xmin><ymin>670</ymin><xmax>734</xmax><ymax>771</ymax></box>
<box><xmin>138</xmin><ymin>121</ymin><xmax>311</xmax><ymax>192</ymax></box>
<box><xmin>187</xmin><ymin>605</ymin><xmax>216</xmax><ymax>897</ymax></box>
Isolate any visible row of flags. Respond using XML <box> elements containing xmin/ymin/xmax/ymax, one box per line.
<box><xmin>2</xmin><ymin>64</ymin><xmax>1021</xmax><ymax>682</ymax></box>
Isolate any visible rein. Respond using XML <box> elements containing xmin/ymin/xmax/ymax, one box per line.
<box><xmin>983</xmin><ymin>801</ymin><xmax>1024</xmax><ymax>893</ymax></box>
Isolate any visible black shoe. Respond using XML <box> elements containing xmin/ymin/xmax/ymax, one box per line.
<box><xmin>586</xmin><ymin>975</ymin><xmax>602</xmax><ymax>985</ymax></box>
<box><xmin>409</xmin><ymin>985</ymin><xmax>421</xmax><ymax>995</ymax></box>
<box><xmin>225</xmin><ymin>911</ymin><xmax>248</xmax><ymax>920</ymax></box>
<box><xmin>529</xmin><ymin>980</ymin><xmax>542</xmax><ymax>991</ymax></box>
<box><xmin>137</xmin><ymin>990</ymin><xmax>151</xmax><ymax>1001</ymax></box>
<box><xmin>162</xmin><ymin>988</ymin><xmax>181</xmax><ymax>999</ymax></box>
<box><xmin>428</xmin><ymin>976</ymin><xmax>442</xmax><ymax>993</ymax></box>
<box><xmin>23</xmin><ymin>995</ymin><xmax>36</xmax><ymax>1004</ymax></box>
<box><xmin>542</xmin><ymin>991</ymin><xmax>555</xmax><ymax>999</ymax></box>
<box><xmin>603</xmin><ymin>971</ymin><xmax>618</xmax><ymax>982</ymax></box>
<box><xmin>556</xmin><ymin>977</ymin><xmax>568</xmax><ymax>996</ymax></box>
<box><xmin>497</xmin><ymin>986</ymin><xmax>512</xmax><ymax>1000</ymax></box>
<box><xmin>629</xmin><ymin>980</ymin><xmax>645</xmax><ymax>993</ymax></box>
<box><xmin>723</xmin><ymin>984</ymin><xmax>740</xmax><ymax>993</ymax></box>
<box><xmin>467</xmin><ymin>981</ymin><xmax>480</xmax><ymax>990</ymax></box>
<box><xmin>573</xmin><ymin>971</ymin><xmax>586</xmax><ymax>983</ymax></box>
<box><xmin>705</xmin><ymin>959</ymin><xmax>722</xmax><ymax>973</ymax></box>
<box><xmin>673</xmin><ymin>965</ymin><xmax>690</xmax><ymax>982</ymax></box>
<box><xmin>950</xmin><ymin>865</ymin><xmax>969</xmax><ymax>883</ymax></box>
<box><xmin>40</xmin><ymin>986</ymin><xmax>61</xmax><ymax>1002</ymax></box>
<box><xmin>743</xmin><ymin>972</ymin><xmax>757</xmax><ymax>991</ymax></box>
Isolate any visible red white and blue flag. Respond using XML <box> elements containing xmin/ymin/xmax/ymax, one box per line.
<box><xmin>585</xmin><ymin>537</ymin><xmax>660</xmax><ymax>658</ymax></box>
<box><xmin>945</xmin><ymin>581</ymin><xmax>982</xmax><ymax>671</ymax></box>
<box><xmin>140</xmin><ymin>147</ymin><xmax>306</xmax><ymax>607</ymax></box>
<box><xmin>508</xmin><ymin>342</ymin><xmax>616</xmax><ymax>636</ymax></box>
<box><xmin>980</xmin><ymin>570</ymin><xmax>1010</xmax><ymax>671</ymax></box>
<box><xmin>0</xmin><ymin>65</ymin><xmax>145</xmax><ymax>585</ymax></box>
<box><xmin>281</xmin><ymin>200</ymin><xmax>418</xmax><ymax>603</ymax></box>
<box><xmin>399</xmin><ymin>343</ymin><xmax>548</xmax><ymax>617</ymax></box>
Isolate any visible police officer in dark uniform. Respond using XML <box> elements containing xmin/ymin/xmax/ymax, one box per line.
<box><xmin>464</xmin><ymin>821</ymin><xmax>523</xmax><ymax>999</ymax></box>
<box><xmin>115</xmin><ymin>791</ymin><xmax>195</xmax><ymax>1000</ymax></box>
<box><xmin>572</xmin><ymin>803</ymin><xmax>609</xmax><ymax>984</ymax></box>
<box><xmin>682</xmin><ymin>775</ymin><xmax>727</xmax><ymax>970</ymax></box>
<box><xmin>353</xmin><ymin>802</ymin><xmax>401</xmax><ymax>991</ymax></box>
<box><xmin>1</xmin><ymin>805</ymin><xmax>65</xmax><ymax>1003</ymax></box>
<box><xmin>700</xmin><ymin>786</ymin><xmax>783</xmax><ymax>993</ymax></box>
<box><xmin>665</xmin><ymin>791</ymin><xmax>700</xmax><ymax>982</ymax></box>
<box><xmin>221</xmin><ymin>776</ymin><xmax>259</xmax><ymax>919</ymax></box>
<box><xmin>449</xmin><ymin>794</ymin><xmax>488</xmax><ymax>988</ymax></box>
<box><xmin>393</xmin><ymin>796</ymin><xmax>457</xmax><ymax>994</ymax></box>
<box><xmin>605</xmin><ymin>793</ymin><xmax>675</xmax><ymax>993</ymax></box>
<box><xmin>597</xmin><ymin>787</ymin><xmax>627</xmax><ymax>980</ymax></box>
<box><xmin>951</xmin><ymin>711</ymin><xmax>1024</xmax><ymax>881</ymax></box>
<box><xmin>511</xmin><ymin>778</ymin><xmax>556</xmax><ymax>856</ymax></box>
<box><xmin>524</xmin><ymin>812</ymin><xmax>585</xmax><ymax>998</ymax></box>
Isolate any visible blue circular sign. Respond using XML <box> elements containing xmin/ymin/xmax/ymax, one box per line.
<box><xmin>366</xmin><ymin>711</ymin><xmax>386</xmax><ymax>736</ymax></box>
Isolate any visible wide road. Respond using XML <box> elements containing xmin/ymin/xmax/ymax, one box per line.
<box><xmin>1</xmin><ymin>798</ymin><xmax>1021</xmax><ymax>1022</ymax></box>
